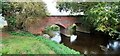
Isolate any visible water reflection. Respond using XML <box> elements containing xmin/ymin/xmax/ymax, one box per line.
<box><xmin>51</xmin><ymin>31</ymin><xmax>61</xmax><ymax>43</ymax></box>
<box><xmin>50</xmin><ymin>31</ymin><xmax>78</xmax><ymax>43</ymax></box>
<box><xmin>105</xmin><ymin>40</ymin><xmax>120</xmax><ymax>54</ymax></box>
<box><xmin>70</xmin><ymin>35</ymin><xmax>77</xmax><ymax>43</ymax></box>
<box><xmin>60</xmin><ymin>31</ymin><xmax>120</xmax><ymax>54</ymax></box>
<box><xmin>50</xmin><ymin>31</ymin><xmax>120</xmax><ymax>54</ymax></box>
<box><xmin>107</xmin><ymin>40</ymin><xmax>120</xmax><ymax>49</ymax></box>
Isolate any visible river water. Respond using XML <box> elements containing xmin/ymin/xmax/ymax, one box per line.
<box><xmin>50</xmin><ymin>31</ymin><xmax>120</xmax><ymax>54</ymax></box>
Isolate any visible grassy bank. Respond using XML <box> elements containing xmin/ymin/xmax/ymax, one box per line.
<box><xmin>1</xmin><ymin>31</ymin><xmax>81</xmax><ymax>55</ymax></box>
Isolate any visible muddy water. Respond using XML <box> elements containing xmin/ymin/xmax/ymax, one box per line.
<box><xmin>60</xmin><ymin>31</ymin><xmax>120</xmax><ymax>54</ymax></box>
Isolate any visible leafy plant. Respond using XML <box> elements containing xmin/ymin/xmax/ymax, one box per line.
<box><xmin>44</xmin><ymin>25</ymin><xmax>60</xmax><ymax>33</ymax></box>
<box><xmin>67</xmin><ymin>24</ymin><xmax>77</xmax><ymax>35</ymax></box>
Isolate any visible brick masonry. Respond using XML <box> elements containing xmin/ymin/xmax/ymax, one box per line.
<box><xmin>26</xmin><ymin>16</ymin><xmax>81</xmax><ymax>35</ymax></box>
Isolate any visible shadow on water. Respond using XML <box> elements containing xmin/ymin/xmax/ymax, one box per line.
<box><xmin>60</xmin><ymin>31</ymin><xmax>120</xmax><ymax>54</ymax></box>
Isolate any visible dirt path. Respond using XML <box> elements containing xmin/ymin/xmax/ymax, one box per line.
<box><xmin>0</xmin><ymin>32</ymin><xmax>9</xmax><ymax>37</ymax></box>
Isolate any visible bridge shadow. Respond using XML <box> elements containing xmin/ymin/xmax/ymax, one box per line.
<box><xmin>55</xmin><ymin>24</ymin><xmax>66</xmax><ymax>34</ymax></box>
<box><xmin>55</xmin><ymin>24</ymin><xmax>65</xmax><ymax>29</ymax></box>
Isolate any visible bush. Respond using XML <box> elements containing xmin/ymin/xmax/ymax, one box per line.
<box><xmin>45</xmin><ymin>25</ymin><xmax>60</xmax><ymax>32</ymax></box>
<box><xmin>9</xmin><ymin>31</ymin><xmax>35</xmax><ymax>37</ymax></box>
<box><xmin>44</xmin><ymin>25</ymin><xmax>60</xmax><ymax>36</ymax></box>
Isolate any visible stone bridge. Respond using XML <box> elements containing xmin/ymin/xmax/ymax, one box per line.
<box><xmin>26</xmin><ymin>15</ymin><xmax>90</xmax><ymax>35</ymax></box>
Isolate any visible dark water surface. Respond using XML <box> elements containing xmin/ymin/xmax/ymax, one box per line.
<box><xmin>60</xmin><ymin>31</ymin><xmax>120</xmax><ymax>54</ymax></box>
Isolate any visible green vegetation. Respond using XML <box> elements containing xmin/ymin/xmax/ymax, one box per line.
<box><xmin>0</xmin><ymin>0</ymin><xmax>2</xmax><ymax>13</ymax></box>
<box><xmin>2</xmin><ymin>36</ymin><xmax>55</xmax><ymax>54</ymax></box>
<box><xmin>36</xmin><ymin>36</ymin><xmax>80</xmax><ymax>54</ymax></box>
<box><xmin>57</xmin><ymin>2</ymin><xmax>120</xmax><ymax>39</ymax></box>
<box><xmin>44</xmin><ymin>25</ymin><xmax>60</xmax><ymax>32</ymax></box>
<box><xmin>2</xmin><ymin>2</ymin><xmax>48</xmax><ymax>31</ymax></box>
<box><xmin>1</xmin><ymin>32</ymin><xmax>80</xmax><ymax>54</ymax></box>
<box><xmin>44</xmin><ymin>25</ymin><xmax>60</xmax><ymax>36</ymax></box>
<box><xmin>68</xmin><ymin>24</ymin><xmax>77</xmax><ymax>34</ymax></box>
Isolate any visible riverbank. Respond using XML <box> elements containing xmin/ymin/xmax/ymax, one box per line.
<box><xmin>1</xmin><ymin>31</ymin><xmax>81</xmax><ymax>55</ymax></box>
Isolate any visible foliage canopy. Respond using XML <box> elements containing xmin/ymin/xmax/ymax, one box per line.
<box><xmin>57</xmin><ymin>2</ymin><xmax>120</xmax><ymax>38</ymax></box>
<box><xmin>2</xmin><ymin>2</ymin><xmax>48</xmax><ymax>31</ymax></box>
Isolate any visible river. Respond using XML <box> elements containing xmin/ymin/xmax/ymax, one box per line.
<box><xmin>51</xmin><ymin>31</ymin><xmax>120</xmax><ymax>54</ymax></box>
<box><xmin>61</xmin><ymin>31</ymin><xmax>120</xmax><ymax>54</ymax></box>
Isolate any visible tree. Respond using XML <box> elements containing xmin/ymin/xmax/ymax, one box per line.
<box><xmin>57</xmin><ymin>2</ymin><xmax>120</xmax><ymax>38</ymax></box>
<box><xmin>2</xmin><ymin>1</ymin><xmax>48</xmax><ymax>31</ymax></box>
<box><xmin>0</xmin><ymin>0</ymin><xmax>2</xmax><ymax>13</ymax></box>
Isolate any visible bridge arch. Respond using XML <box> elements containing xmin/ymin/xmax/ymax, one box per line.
<box><xmin>26</xmin><ymin>16</ymin><xmax>84</xmax><ymax>35</ymax></box>
<box><xmin>55</xmin><ymin>24</ymin><xmax>65</xmax><ymax>29</ymax></box>
<box><xmin>54</xmin><ymin>24</ymin><xmax>66</xmax><ymax>34</ymax></box>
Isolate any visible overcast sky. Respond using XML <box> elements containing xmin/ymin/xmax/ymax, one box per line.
<box><xmin>42</xmin><ymin>0</ymin><xmax>70</xmax><ymax>15</ymax></box>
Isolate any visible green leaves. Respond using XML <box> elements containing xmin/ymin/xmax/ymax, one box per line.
<box><xmin>36</xmin><ymin>36</ymin><xmax>80</xmax><ymax>54</ymax></box>
<box><xmin>44</xmin><ymin>25</ymin><xmax>60</xmax><ymax>33</ymax></box>
<box><xmin>86</xmin><ymin>2</ymin><xmax>120</xmax><ymax>38</ymax></box>
<box><xmin>2</xmin><ymin>2</ymin><xmax>48</xmax><ymax>31</ymax></box>
<box><xmin>57</xmin><ymin>2</ymin><xmax>120</xmax><ymax>38</ymax></box>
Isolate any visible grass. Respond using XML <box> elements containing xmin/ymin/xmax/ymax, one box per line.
<box><xmin>2</xmin><ymin>35</ymin><xmax>55</xmax><ymax>54</ymax></box>
<box><xmin>1</xmin><ymin>31</ymin><xmax>81</xmax><ymax>55</ymax></box>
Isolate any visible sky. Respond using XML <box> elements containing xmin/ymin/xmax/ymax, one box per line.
<box><xmin>42</xmin><ymin>0</ymin><xmax>70</xmax><ymax>15</ymax></box>
<box><xmin>0</xmin><ymin>14</ymin><xmax>7</xmax><ymax>28</ymax></box>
